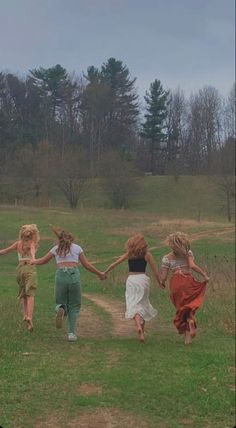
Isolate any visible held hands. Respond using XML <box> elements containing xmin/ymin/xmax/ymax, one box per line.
<box><xmin>155</xmin><ymin>273</ymin><xmax>165</xmax><ymax>289</ymax></box>
<box><xmin>98</xmin><ymin>271</ymin><xmax>107</xmax><ymax>280</ymax></box>
<box><xmin>29</xmin><ymin>259</ymin><xmax>36</xmax><ymax>265</ymax></box>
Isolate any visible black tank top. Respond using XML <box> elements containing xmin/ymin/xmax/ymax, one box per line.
<box><xmin>128</xmin><ymin>258</ymin><xmax>147</xmax><ymax>273</ymax></box>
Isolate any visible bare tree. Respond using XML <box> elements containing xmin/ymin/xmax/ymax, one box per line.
<box><xmin>52</xmin><ymin>147</ymin><xmax>88</xmax><ymax>209</ymax></box>
<box><xmin>185</xmin><ymin>93</ymin><xmax>205</xmax><ymax>173</ymax></box>
<box><xmin>223</xmin><ymin>83</ymin><xmax>235</xmax><ymax>141</ymax></box>
<box><xmin>101</xmin><ymin>150</ymin><xmax>139</xmax><ymax>209</ymax></box>
<box><xmin>215</xmin><ymin>138</ymin><xmax>235</xmax><ymax>222</ymax></box>
<box><xmin>200</xmin><ymin>86</ymin><xmax>222</xmax><ymax>167</ymax></box>
<box><xmin>185</xmin><ymin>86</ymin><xmax>222</xmax><ymax>173</ymax></box>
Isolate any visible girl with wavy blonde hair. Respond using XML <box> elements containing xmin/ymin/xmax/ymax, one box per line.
<box><xmin>0</xmin><ymin>224</ymin><xmax>40</xmax><ymax>332</ymax></box>
<box><xmin>161</xmin><ymin>232</ymin><xmax>209</xmax><ymax>345</ymax></box>
<box><xmin>105</xmin><ymin>234</ymin><xmax>162</xmax><ymax>342</ymax></box>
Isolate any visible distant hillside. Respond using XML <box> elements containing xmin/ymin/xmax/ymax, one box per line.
<box><xmin>0</xmin><ymin>175</ymin><xmax>234</xmax><ymax>222</ymax></box>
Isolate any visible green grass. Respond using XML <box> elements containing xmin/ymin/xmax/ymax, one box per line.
<box><xmin>1</xmin><ymin>175</ymin><xmax>234</xmax><ymax>221</ymax></box>
<box><xmin>0</xmin><ymin>202</ymin><xmax>235</xmax><ymax>428</ymax></box>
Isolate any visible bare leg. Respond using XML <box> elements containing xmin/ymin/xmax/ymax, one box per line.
<box><xmin>21</xmin><ymin>297</ymin><xmax>28</xmax><ymax>321</ymax></box>
<box><xmin>134</xmin><ymin>314</ymin><xmax>145</xmax><ymax>342</ymax></box>
<box><xmin>141</xmin><ymin>320</ymin><xmax>145</xmax><ymax>334</ymax></box>
<box><xmin>188</xmin><ymin>318</ymin><xmax>196</xmax><ymax>338</ymax></box>
<box><xmin>26</xmin><ymin>296</ymin><xmax>34</xmax><ymax>332</ymax></box>
<box><xmin>184</xmin><ymin>330</ymin><xmax>192</xmax><ymax>345</ymax></box>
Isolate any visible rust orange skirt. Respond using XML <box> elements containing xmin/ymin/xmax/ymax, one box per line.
<box><xmin>169</xmin><ymin>273</ymin><xmax>207</xmax><ymax>334</ymax></box>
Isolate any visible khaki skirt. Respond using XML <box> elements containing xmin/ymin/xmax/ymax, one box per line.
<box><xmin>16</xmin><ymin>264</ymin><xmax>38</xmax><ymax>298</ymax></box>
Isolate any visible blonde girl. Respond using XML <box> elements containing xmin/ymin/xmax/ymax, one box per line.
<box><xmin>161</xmin><ymin>232</ymin><xmax>209</xmax><ymax>345</ymax></box>
<box><xmin>0</xmin><ymin>224</ymin><xmax>40</xmax><ymax>332</ymax></box>
<box><xmin>105</xmin><ymin>234</ymin><xmax>162</xmax><ymax>342</ymax></box>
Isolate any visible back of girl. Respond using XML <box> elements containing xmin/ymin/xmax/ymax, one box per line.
<box><xmin>0</xmin><ymin>224</ymin><xmax>40</xmax><ymax>332</ymax></box>
<box><xmin>105</xmin><ymin>234</ymin><xmax>162</xmax><ymax>342</ymax></box>
<box><xmin>30</xmin><ymin>225</ymin><xmax>105</xmax><ymax>342</ymax></box>
<box><xmin>161</xmin><ymin>232</ymin><xmax>209</xmax><ymax>345</ymax></box>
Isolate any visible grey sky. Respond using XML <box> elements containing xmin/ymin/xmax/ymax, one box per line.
<box><xmin>0</xmin><ymin>0</ymin><xmax>235</xmax><ymax>98</ymax></box>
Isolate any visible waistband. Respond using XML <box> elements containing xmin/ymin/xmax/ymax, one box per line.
<box><xmin>17</xmin><ymin>263</ymin><xmax>36</xmax><ymax>270</ymax></box>
<box><xmin>128</xmin><ymin>272</ymin><xmax>146</xmax><ymax>275</ymax></box>
<box><xmin>57</xmin><ymin>266</ymin><xmax>79</xmax><ymax>272</ymax></box>
<box><xmin>172</xmin><ymin>270</ymin><xmax>192</xmax><ymax>277</ymax></box>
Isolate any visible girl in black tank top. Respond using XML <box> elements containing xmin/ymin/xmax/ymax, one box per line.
<box><xmin>128</xmin><ymin>257</ymin><xmax>147</xmax><ymax>273</ymax></box>
<box><xmin>105</xmin><ymin>234</ymin><xmax>163</xmax><ymax>342</ymax></box>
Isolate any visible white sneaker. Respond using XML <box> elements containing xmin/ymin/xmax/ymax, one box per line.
<box><xmin>68</xmin><ymin>333</ymin><xmax>77</xmax><ymax>342</ymax></box>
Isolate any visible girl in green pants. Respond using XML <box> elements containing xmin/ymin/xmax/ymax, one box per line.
<box><xmin>30</xmin><ymin>227</ymin><xmax>105</xmax><ymax>342</ymax></box>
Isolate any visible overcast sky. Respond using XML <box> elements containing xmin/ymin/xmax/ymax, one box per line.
<box><xmin>0</xmin><ymin>0</ymin><xmax>235</xmax><ymax>98</ymax></box>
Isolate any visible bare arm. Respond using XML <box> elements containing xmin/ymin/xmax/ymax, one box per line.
<box><xmin>30</xmin><ymin>242</ymin><xmax>36</xmax><ymax>259</ymax></box>
<box><xmin>187</xmin><ymin>255</ymin><xmax>209</xmax><ymax>281</ymax></box>
<box><xmin>0</xmin><ymin>241</ymin><xmax>18</xmax><ymax>255</ymax></box>
<box><xmin>104</xmin><ymin>253</ymin><xmax>128</xmax><ymax>274</ymax></box>
<box><xmin>30</xmin><ymin>252</ymin><xmax>54</xmax><ymax>265</ymax></box>
<box><xmin>160</xmin><ymin>267</ymin><xmax>169</xmax><ymax>288</ymax></box>
<box><xmin>79</xmin><ymin>252</ymin><xmax>105</xmax><ymax>279</ymax></box>
<box><xmin>145</xmin><ymin>252</ymin><xmax>163</xmax><ymax>287</ymax></box>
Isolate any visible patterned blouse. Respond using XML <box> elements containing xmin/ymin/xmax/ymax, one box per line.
<box><xmin>161</xmin><ymin>250</ymin><xmax>194</xmax><ymax>273</ymax></box>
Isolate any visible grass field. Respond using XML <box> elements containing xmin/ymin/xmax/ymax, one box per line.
<box><xmin>0</xmin><ymin>193</ymin><xmax>235</xmax><ymax>427</ymax></box>
<box><xmin>2</xmin><ymin>175</ymin><xmax>233</xmax><ymax>222</ymax></box>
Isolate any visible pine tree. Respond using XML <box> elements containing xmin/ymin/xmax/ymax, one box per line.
<box><xmin>142</xmin><ymin>79</ymin><xmax>169</xmax><ymax>173</ymax></box>
<box><xmin>101</xmin><ymin>57</ymin><xmax>139</xmax><ymax>152</ymax></box>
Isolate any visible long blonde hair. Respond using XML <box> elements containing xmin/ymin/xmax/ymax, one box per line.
<box><xmin>125</xmin><ymin>234</ymin><xmax>148</xmax><ymax>259</ymax></box>
<box><xmin>19</xmin><ymin>224</ymin><xmax>40</xmax><ymax>248</ymax></box>
<box><xmin>167</xmin><ymin>232</ymin><xmax>190</xmax><ymax>257</ymax></box>
<box><xmin>51</xmin><ymin>225</ymin><xmax>74</xmax><ymax>258</ymax></box>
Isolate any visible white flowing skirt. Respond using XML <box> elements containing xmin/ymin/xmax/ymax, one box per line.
<box><xmin>125</xmin><ymin>274</ymin><xmax>157</xmax><ymax>321</ymax></box>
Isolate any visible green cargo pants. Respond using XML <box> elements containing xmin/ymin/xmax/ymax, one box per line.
<box><xmin>55</xmin><ymin>267</ymin><xmax>81</xmax><ymax>335</ymax></box>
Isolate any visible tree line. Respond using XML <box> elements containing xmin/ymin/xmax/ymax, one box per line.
<box><xmin>0</xmin><ymin>58</ymin><xmax>235</xmax><ymax>213</ymax></box>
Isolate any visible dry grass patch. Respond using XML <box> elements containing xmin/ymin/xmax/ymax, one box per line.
<box><xmin>34</xmin><ymin>408</ymin><xmax>152</xmax><ymax>428</ymax></box>
<box><xmin>77</xmin><ymin>382</ymin><xmax>103</xmax><ymax>396</ymax></box>
<box><xmin>111</xmin><ymin>220</ymin><xmax>234</xmax><ymax>247</ymax></box>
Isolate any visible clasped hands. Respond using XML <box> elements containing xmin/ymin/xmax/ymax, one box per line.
<box><xmin>98</xmin><ymin>271</ymin><xmax>107</xmax><ymax>281</ymax></box>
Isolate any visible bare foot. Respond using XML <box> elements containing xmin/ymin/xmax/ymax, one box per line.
<box><xmin>22</xmin><ymin>316</ymin><xmax>27</xmax><ymax>322</ymax></box>
<box><xmin>184</xmin><ymin>331</ymin><xmax>192</xmax><ymax>345</ymax></box>
<box><xmin>188</xmin><ymin>320</ymin><xmax>196</xmax><ymax>338</ymax></box>
<box><xmin>26</xmin><ymin>318</ymin><xmax>33</xmax><ymax>332</ymax></box>
<box><xmin>138</xmin><ymin>328</ymin><xmax>145</xmax><ymax>343</ymax></box>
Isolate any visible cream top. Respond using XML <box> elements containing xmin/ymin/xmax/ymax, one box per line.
<box><xmin>161</xmin><ymin>250</ymin><xmax>193</xmax><ymax>273</ymax></box>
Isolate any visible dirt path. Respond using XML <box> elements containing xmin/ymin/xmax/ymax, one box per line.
<box><xmin>79</xmin><ymin>293</ymin><xmax>169</xmax><ymax>339</ymax></box>
<box><xmin>82</xmin><ymin>293</ymin><xmax>135</xmax><ymax>337</ymax></box>
<box><xmin>190</xmin><ymin>226</ymin><xmax>235</xmax><ymax>241</ymax></box>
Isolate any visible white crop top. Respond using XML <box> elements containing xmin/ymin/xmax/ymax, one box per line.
<box><xmin>50</xmin><ymin>243</ymin><xmax>83</xmax><ymax>264</ymax></box>
<box><xmin>162</xmin><ymin>250</ymin><xmax>193</xmax><ymax>271</ymax></box>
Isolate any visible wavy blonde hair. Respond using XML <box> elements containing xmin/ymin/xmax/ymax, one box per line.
<box><xmin>19</xmin><ymin>224</ymin><xmax>40</xmax><ymax>248</ymax></box>
<box><xmin>125</xmin><ymin>234</ymin><xmax>148</xmax><ymax>259</ymax></box>
<box><xmin>51</xmin><ymin>225</ymin><xmax>74</xmax><ymax>258</ymax></box>
<box><xmin>167</xmin><ymin>232</ymin><xmax>190</xmax><ymax>257</ymax></box>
